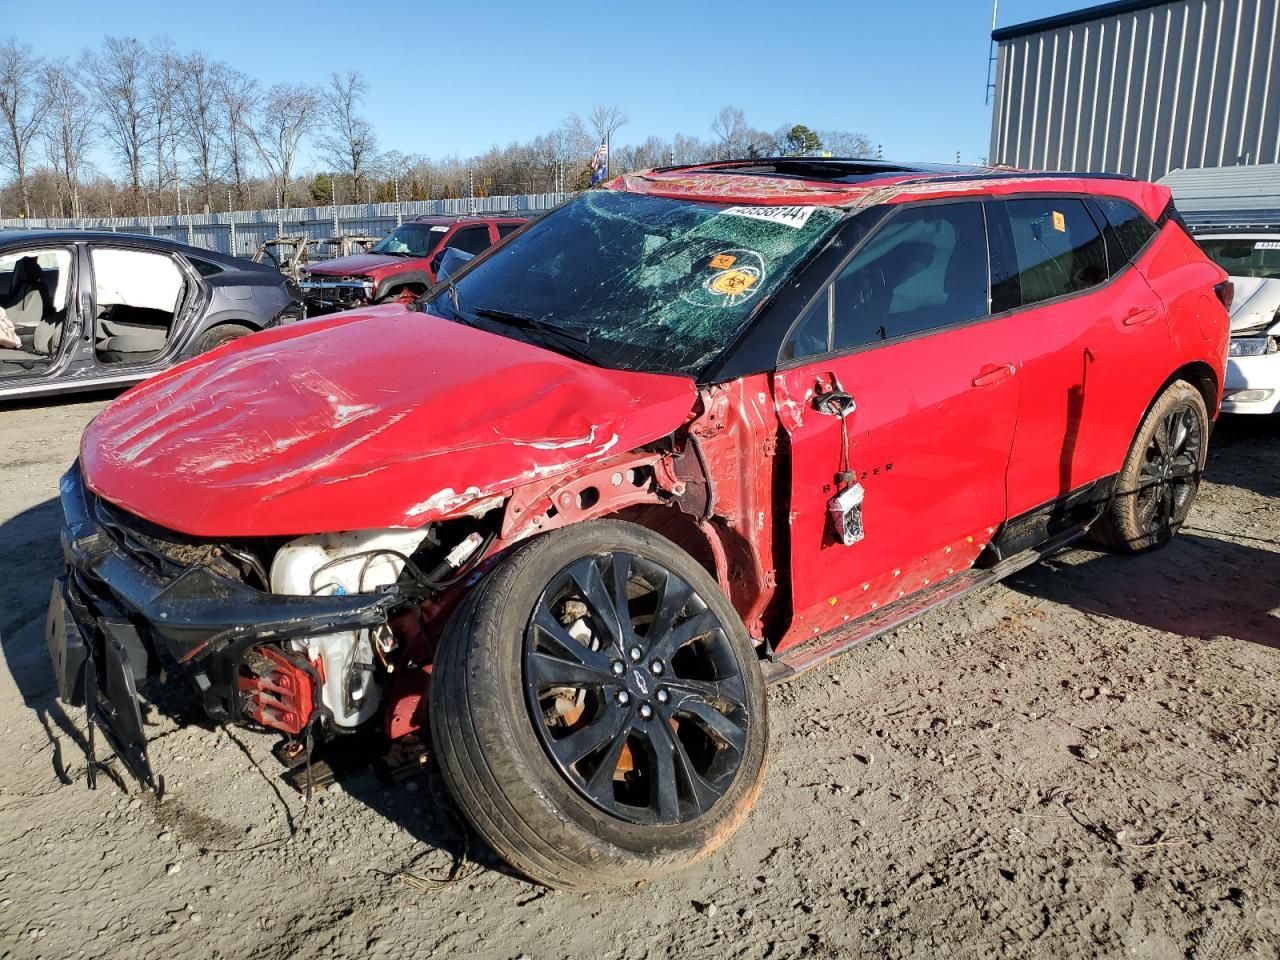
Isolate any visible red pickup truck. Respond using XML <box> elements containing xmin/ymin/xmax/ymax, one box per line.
<box><xmin>299</xmin><ymin>213</ymin><xmax>527</xmax><ymax>313</ymax></box>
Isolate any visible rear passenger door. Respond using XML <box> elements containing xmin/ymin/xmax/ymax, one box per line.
<box><xmin>990</xmin><ymin>196</ymin><xmax>1173</xmax><ymax>520</ymax></box>
<box><xmin>772</xmin><ymin>200</ymin><xmax>1022</xmax><ymax>647</ymax></box>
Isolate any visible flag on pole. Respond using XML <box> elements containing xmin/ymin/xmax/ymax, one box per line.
<box><xmin>589</xmin><ymin>141</ymin><xmax>609</xmax><ymax>185</ymax></box>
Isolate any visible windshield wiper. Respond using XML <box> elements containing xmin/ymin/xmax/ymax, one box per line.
<box><xmin>471</xmin><ymin>306</ymin><xmax>595</xmax><ymax>360</ymax></box>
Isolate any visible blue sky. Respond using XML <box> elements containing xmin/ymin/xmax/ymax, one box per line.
<box><xmin>42</xmin><ymin>0</ymin><xmax>1075</xmax><ymax>170</ymax></box>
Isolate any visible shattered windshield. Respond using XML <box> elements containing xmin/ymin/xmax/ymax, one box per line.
<box><xmin>426</xmin><ymin>190</ymin><xmax>843</xmax><ymax>376</ymax></box>
<box><xmin>372</xmin><ymin>223</ymin><xmax>447</xmax><ymax>257</ymax></box>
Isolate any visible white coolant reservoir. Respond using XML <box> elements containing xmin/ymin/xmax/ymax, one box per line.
<box><xmin>270</xmin><ymin>528</ymin><xmax>432</xmax><ymax>728</ymax></box>
<box><xmin>270</xmin><ymin>528</ymin><xmax>433</xmax><ymax>596</ymax></box>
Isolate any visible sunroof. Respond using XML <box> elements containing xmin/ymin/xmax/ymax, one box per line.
<box><xmin>701</xmin><ymin>158</ymin><xmax>986</xmax><ymax>185</ymax></box>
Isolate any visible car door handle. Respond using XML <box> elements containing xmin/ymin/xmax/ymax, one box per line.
<box><xmin>1123</xmin><ymin>306</ymin><xmax>1159</xmax><ymax>326</ymax></box>
<box><xmin>972</xmin><ymin>363</ymin><xmax>1016</xmax><ymax>387</ymax></box>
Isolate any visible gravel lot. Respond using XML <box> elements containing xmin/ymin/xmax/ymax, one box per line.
<box><xmin>0</xmin><ymin>394</ymin><xmax>1277</xmax><ymax>960</ymax></box>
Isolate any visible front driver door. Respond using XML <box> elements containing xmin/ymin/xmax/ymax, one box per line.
<box><xmin>772</xmin><ymin>200</ymin><xmax>1021</xmax><ymax>650</ymax></box>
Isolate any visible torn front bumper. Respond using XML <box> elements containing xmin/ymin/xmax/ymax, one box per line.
<box><xmin>47</xmin><ymin>463</ymin><xmax>400</xmax><ymax>789</ymax></box>
<box><xmin>298</xmin><ymin>277</ymin><xmax>374</xmax><ymax>315</ymax></box>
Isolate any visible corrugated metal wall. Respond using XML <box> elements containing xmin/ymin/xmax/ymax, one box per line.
<box><xmin>990</xmin><ymin>0</ymin><xmax>1280</xmax><ymax>180</ymax></box>
<box><xmin>0</xmin><ymin>193</ymin><xmax>572</xmax><ymax>257</ymax></box>
<box><xmin>1160</xmin><ymin>160</ymin><xmax>1280</xmax><ymax>222</ymax></box>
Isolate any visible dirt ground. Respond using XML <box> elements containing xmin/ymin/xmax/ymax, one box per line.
<box><xmin>0</xmin><ymin>393</ymin><xmax>1276</xmax><ymax>960</ymax></box>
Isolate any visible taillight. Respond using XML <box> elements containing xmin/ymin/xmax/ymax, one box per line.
<box><xmin>1214</xmin><ymin>280</ymin><xmax>1234</xmax><ymax>312</ymax></box>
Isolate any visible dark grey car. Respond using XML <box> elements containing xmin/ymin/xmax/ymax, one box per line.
<box><xmin>0</xmin><ymin>231</ymin><xmax>301</xmax><ymax>401</ymax></box>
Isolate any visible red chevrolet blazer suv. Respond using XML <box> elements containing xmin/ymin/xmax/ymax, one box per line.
<box><xmin>47</xmin><ymin>158</ymin><xmax>1230</xmax><ymax>888</ymax></box>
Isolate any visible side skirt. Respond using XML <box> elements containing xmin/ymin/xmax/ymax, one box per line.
<box><xmin>762</xmin><ymin>522</ymin><xmax>1090</xmax><ymax>683</ymax></box>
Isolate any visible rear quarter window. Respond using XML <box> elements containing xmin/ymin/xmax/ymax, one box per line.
<box><xmin>1096</xmin><ymin>197</ymin><xmax>1157</xmax><ymax>262</ymax></box>
<box><xmin>188</xmin><ymin>256</ymin><xmax>225</xmax><ymax>278</ymax></box>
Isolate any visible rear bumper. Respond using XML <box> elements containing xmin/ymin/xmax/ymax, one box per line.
<box><xmin>48</xmin><ymin>463</ymin><xmax>399</xmax><ymax>786</ymax></box>
<box><xmin>1222</xmin><ymin>352</ymin><xmax>1280</xmax><ymax>414</ymax></box>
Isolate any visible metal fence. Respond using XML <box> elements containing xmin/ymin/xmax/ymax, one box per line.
<box><xmin>0</xmin><ymin>192</ymin><xmax>573</xmax><ymax>258</ymax></box>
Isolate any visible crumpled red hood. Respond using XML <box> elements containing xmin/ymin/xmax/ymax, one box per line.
<box><xmin>304</xmin><ymin>253</ymin><xmax>404</xmax><ymax>278</ymax></box>
<box><xmin>81</xmin><ymin>307</ymin><xmax>697</xmax><ymax>537</ymax></box>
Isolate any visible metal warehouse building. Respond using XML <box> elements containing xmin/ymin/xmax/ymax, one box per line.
<box><xmin>989</xmin><ymin>0</ymin><xmax>1280</xmax><ymax>181</ymax></box>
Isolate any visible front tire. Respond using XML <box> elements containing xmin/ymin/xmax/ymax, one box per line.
<box><xmin>1090</xmin><ymin>380</ymin><xmax>1209</xmax><ymax>552</ymax></box>
<box><xmin>429</xmin><ymin>520</ymin><xmax>768</xmax><ymax>889</ymax></box>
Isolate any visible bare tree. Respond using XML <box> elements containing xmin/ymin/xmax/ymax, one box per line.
<box><xmin>317</xmin><ymin>70</ymin><xmax>375</xmax><ymax>201</ymax></box>
<box><xmin>84</xmin><ymin>37</ymin><xmax>151</xmax><ymax>202</ymax></box>
<box><xmin>587</xmin><ymin>103</ymin><xmax>628</xmax><ymax>152</ymax></box>
<box><xmin>216</xmin><ymin>67</ymin><xmax>257</xmax><ymax>205</ymax></box>
<box><xmin>41</xmin><ymin>60</ymin><xmax>95</xmax><ymax>219</ymax></box>
<box><xmin>819</xmin><ymin>128</ymin><xmax>874</xmax><ymax>158</ymax></box>
<box><xmin>247</xmin><ymin>82</ymin><xmax>318</xmax><ymax>207</ymax></box>
<box><xmin>710</xmin><ymin>105</ymin><xmax>748</xmax><ymax>159</ymax></box>
<box><xmin>375</xmin><ymin>149</ymin><xmax>416</xmax><ymax>200</ymax></box>
<box><xmin>177</xmin><ymin>52</ymin><xmax>224</xmax><ymax>213</ymax></box>
<box><xmin>145</xmin><ymin>39</ymin><xmax>184</xmax><ymax>210</ymax></box>
<box><xmin>0</xmin><ymin>39</ymin><xmax>49</xmax><ymax>218</ymax></box>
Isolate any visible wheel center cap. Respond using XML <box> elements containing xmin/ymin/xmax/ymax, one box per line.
<box><xmin>629</xmin><ymin>668</ymin><xmax>650</xmax><ymax>696</ymax></box>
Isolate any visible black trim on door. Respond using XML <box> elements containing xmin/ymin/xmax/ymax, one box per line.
<box><xmin>976</xmin><ymin>474</ymin><xmax>1117</xmax><ymax>567</ymax></box>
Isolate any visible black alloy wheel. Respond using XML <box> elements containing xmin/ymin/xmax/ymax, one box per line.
<box><xmin>429</xmin><ymin>520</ymin><xmax>768</xmax><ymax>889</ymax></box>
<box><xmin>1090</xmin><ymin>380</ymin><xmax>1209</xmax><ymax>552</ymax></box>
<box><xmin>1134</xmin><ymin>401</ymin><xmax>1204</xmax><ymax>535</ymax></box>
<box><xmin>523</xmin><ymin>552</ymin><xmax>750</xmax><ymax>825</ymax></box>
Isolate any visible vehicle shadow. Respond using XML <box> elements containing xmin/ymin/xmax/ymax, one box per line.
<box><xmin>1205</xmin><ymin>414</ymin><xmax>1280</xmax><ymax>499</ymax></box>
<box><xmin>1007</xmin><ymin>531</ymin><xmax>1280</xmax><ymax>652</ymax></box>
<box><xmin>0</xmin><ymin>496</ymin><xmax>91</xmax><ymax>780</ymax></box>
<box><xmin>0</xmin><ymin>495</ymin><xmax>496</xmax><ymax>872</ymax></box>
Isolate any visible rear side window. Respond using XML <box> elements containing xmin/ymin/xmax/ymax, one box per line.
<box><xmin>497</xmin><ymin>223</ymin><xmax>523</xmax><ymax>238</ymax></box>
<box><xmin>1096</xmin><ymin>197</ymin><xmax>1157</xmax><ymax>262</ymax></box>
<box><xmin>447</xmin><ymin>227</ymin><xmax>492</xmax><ymax>255</ymax></box>
<box><xmin>1005</xmin><ymin>198</ymin><xmax>1108</xmax><ymax>306</ymax></box>
<box><xmin>188</xmin><ymin>256</ymin><xmax>225</xmax><ymax>278</ymax></box>
<box><xmin>832</xmin><ymin>201</ymin><xmax>989</xmax><ymax>349</ymax></box>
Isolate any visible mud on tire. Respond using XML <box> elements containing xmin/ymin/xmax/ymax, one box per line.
<box><xmin>1090</xmin><ymin>380</ymin><xmax>1209</xmax><ymax>553</ymax></box>
<box><xmin>429</xmin><ymin>519</ymin><xmax>769</xmax><ymax>889</ymax></box>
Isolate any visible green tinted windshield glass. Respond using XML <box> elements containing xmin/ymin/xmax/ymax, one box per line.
<box><xmin>1199</xmin><ymin>238</ymin><xmax>1280</xmax><ymax>279</ymax></box>
<box><xmin>428</xmin><ymin>190</ymin><xmax>842</xmax><ymax>375</ymax></box>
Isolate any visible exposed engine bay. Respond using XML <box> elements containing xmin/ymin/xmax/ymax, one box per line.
<box><xmin>239</xmin><ymin>525</ymin><xmax>486</xmax><ymax>736</ymax></box>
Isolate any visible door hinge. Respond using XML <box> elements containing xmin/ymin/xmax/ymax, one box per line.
<box><xmin>762</xmin><ymin>436</ymin><xmax>778</xmax><ymax>457</ymax></box>
<box><xmin>763</xmin><ymin>568</ymin><xmax>778</xmax><ymax>589</ymax></box>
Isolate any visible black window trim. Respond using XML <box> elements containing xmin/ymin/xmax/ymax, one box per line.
<box><xmin>771</xmin><ymin>188</ymin><xmax>1164</xmax><ymax>370</ymax></box>
<box><xmin>1090</xmin><ymin>194</ymin><xmax>1161</xmax><ymax>269</ymax></box>
<box><xmin>775</xmin><ymin>195</ymin><xmax>995</xmax><ymax>369</ymax></box>
<box><xmin>981</xmin><ymin>191</ymin><xmax>1150</xmax><ymax>321</ymax></box>
<box><xmin>698</xmin><ymin>205</ymin><xmax>882</xmax><ymax>383</ymax></box>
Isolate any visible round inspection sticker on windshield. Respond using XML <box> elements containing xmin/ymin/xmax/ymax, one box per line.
<box><xmin>709</xmin><ymin>268</ymin><xmax>759</xmax><ymax>296</ymax></box>
<box><xmin>682</xmin><ymin>249</ymin><xmax>766</xmax><ymax>308</ymax></box>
